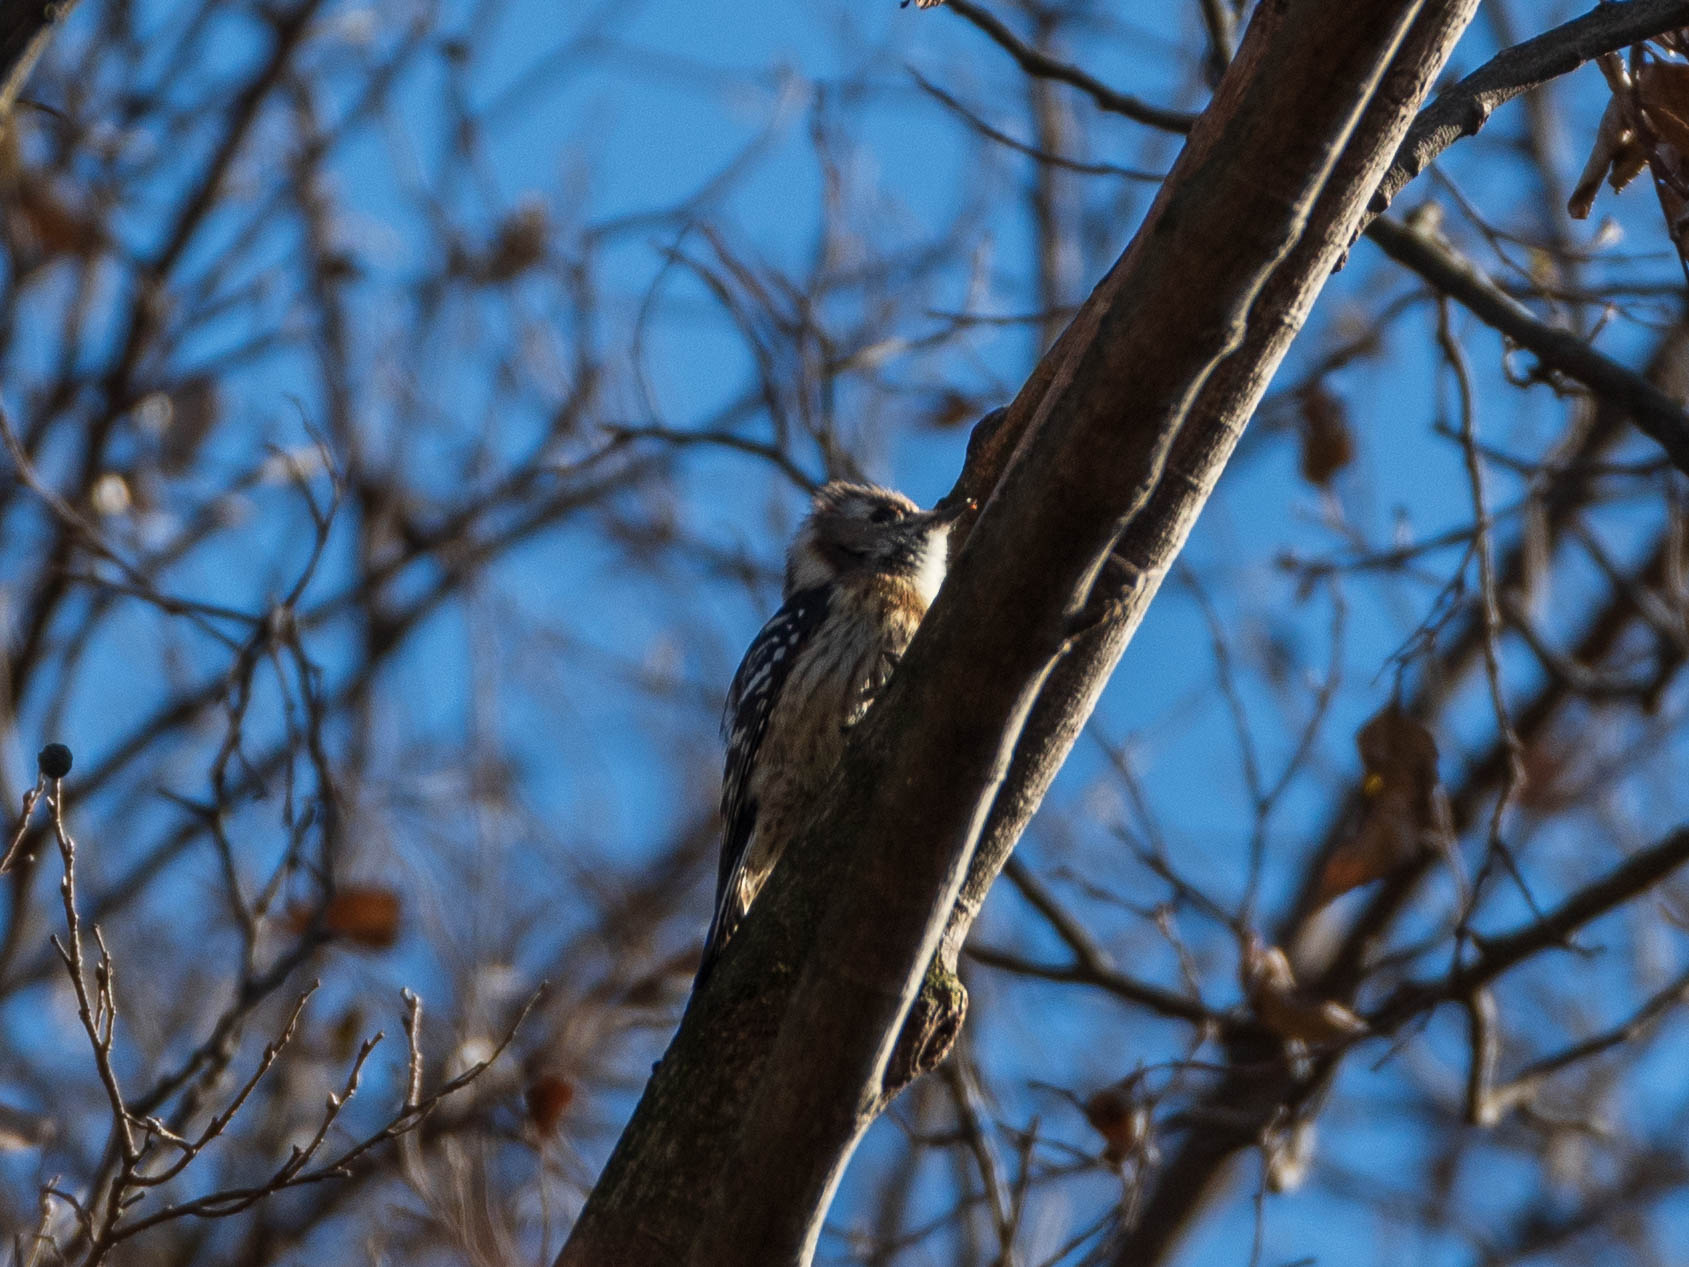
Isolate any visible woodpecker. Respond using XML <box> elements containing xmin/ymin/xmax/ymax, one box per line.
<box><xmin>698</xmin><ymin>480</ymin><xmax>967</xmax><ymax>984</ymax></box>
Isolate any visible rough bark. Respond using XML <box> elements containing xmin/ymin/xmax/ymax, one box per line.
<box><xmin>558</xmin><ymin>2</ymin><xmax>1471</xmax><ymax>1264</ymax></box>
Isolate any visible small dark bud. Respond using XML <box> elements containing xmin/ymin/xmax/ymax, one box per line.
<box><xmin>37</xmin><ymin>744</ymin><xmax>72</xmax><ymax>780</ymax></box>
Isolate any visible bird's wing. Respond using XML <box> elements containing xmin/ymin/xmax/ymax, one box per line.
<box><xmin>699</xmin><ymin>585</ymin><xmax>832</xmax><ymax>982</ymax></box>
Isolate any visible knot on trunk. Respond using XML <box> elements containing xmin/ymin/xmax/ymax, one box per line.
<box><xmin>880</xmin><ymin>965</ymin><xmax>968</xmax><ymax>1105</ymax></box>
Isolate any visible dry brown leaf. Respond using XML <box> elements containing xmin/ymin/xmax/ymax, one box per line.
<box><xmin>10</xmin><ymin>185</ymin><xmax>101</xmax><ymax>258</ymax></box>
<box><xmin>292</xmin><ymin>885</ymin><xmax>403</xmax><ymax>950</ymax></box>
<box><xmin>0</xmin><ymin>122</ymin><xmax>98</xmax><ymax>259</ymax></box>
<box><xmin>1083</xmin><ymin>1084</ymin><xmax>1149</xmax><ymax>1164</ymax></box>
<box><xmin>1317</xmin><ymin>706</ymin><xmax>1445</xmax><ymax>903</ymax></box>
<box><xmin>926</xmin><ymin>389</ymin><xmax>985</xmax><ymax>430</ymax></box>
<box><xmin>1568</xmin><ymin>46</ymin><xmax>1689</xmax><ymax>276</ymax></box>
<box><xmin>1297</xmin><ymin>385</ymin><xmax>1353</xmax><ymax>487</ymax></box>
<box><xmin>526</xmin><ymin>1074</ymin><xmax>576</xmax><ymax>1134</ymax></box>
<box><xmin>1652</xmin><ymin>169</ymin><xmax>1689</xmax><ymax>265</ymax></box>
<box><xmin>1640</xmin><ymin>61</ymin><xmax>1689</xmax><ymax>154</ymax></box>
<box><xmin>1515</xmin><ymin>725</ymin><xmax>1602</xmax><ymax>814</ymax></box>
<box><xmin>480</xmin><ymin>202</ymin><xmax>549</xmax><ymax>283</ymax></box>
<box><xmin>1569</xmin><ymin>97</ymin><xmax>1643</xmax><ymax>219</ymax></box>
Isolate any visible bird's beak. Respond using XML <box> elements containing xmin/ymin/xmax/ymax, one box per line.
<box><xmin>928</xmin><ymin>495</ymin><xmax>977</xmax><ymax>526</ymax></box>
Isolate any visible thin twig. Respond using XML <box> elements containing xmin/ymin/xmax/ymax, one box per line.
<box><xmin>1369</xmin><ymin>214</ymin><xmax>1689</xmax><ymax>475</ymax></box>
<box><xmin>943</xmin><ymin>0</ymin><xmax>1197</xmax><ymax>134</ymax></box>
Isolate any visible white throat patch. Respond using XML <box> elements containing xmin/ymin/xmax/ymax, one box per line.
<box><xmin>911</xmin><ymin>530</ymin><xmax>949</xmax><ymax>608</ymax></box>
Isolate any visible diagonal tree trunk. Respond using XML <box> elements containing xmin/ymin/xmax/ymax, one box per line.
<box><xmin>559</xmin><ymin>3</ymin><xmax>1480</xmax><ymax>1263</ymax></box>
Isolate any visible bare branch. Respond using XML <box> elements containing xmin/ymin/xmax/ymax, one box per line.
<box><xmin>1368</xmin><ymin>212</ymin><xmax>1689</xmax><ymax>474</ymax></box>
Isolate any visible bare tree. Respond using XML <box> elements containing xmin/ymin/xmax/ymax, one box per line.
<box><xmin>6</xmin><ymin>0</ymin><xmax>1689</xmax><ymax>1264</ymax></box>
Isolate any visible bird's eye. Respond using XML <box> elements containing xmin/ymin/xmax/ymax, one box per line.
<box><xmin>868</xmin><ymin>505</ymin><xmax>900</xmax><ymax>524</ymax></box>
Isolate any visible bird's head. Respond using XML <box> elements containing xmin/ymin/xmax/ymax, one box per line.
<box><xmin>784</xmin><ymin>480</ymin><xmax>968</xmax><ymax>603</ymax></box>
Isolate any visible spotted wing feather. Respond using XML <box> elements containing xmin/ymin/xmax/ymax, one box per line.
<box><xmin>699</xmin><ymin>585</ymin><xmax>832</xmax><ymax>981</ymax></box>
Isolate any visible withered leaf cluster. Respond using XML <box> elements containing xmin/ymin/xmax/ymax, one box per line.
<box><xmin>1569</xmin><ymin>37</ymin><xmax>1689</xmax><ymax>269</ymax></box>
<box><xmin>1317</xmin><ymin>705</ymin><xmax>1449</xmax><ymax>904</ymax></box>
